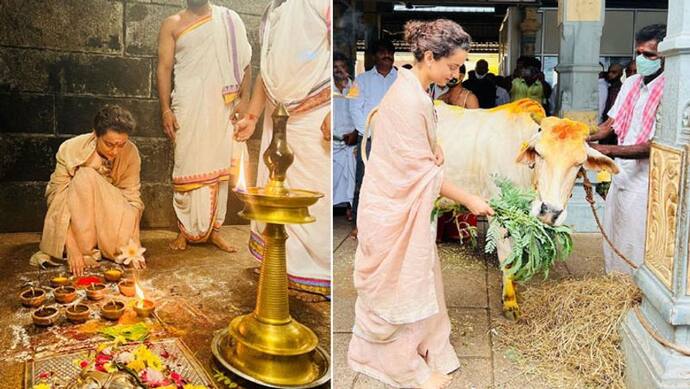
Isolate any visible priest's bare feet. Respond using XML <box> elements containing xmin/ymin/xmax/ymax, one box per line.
<box><xmin>210</xmin><ymin>231</ymin><xmax>238</xmax><ymax>253</ymax></box>
<box><xmin>289</xmin><ymin>288</ymin><xmax>328</xmax><ymax>303</ymax></box>
<box><xmin>420</xmin><ymin>372</ymin><xmax>452</xmax><ymax>389</ymax></box>
<box><xmin>169</xmin><ymin>233</ymin><xmax>188</xmax><ymax>251</ymax></box>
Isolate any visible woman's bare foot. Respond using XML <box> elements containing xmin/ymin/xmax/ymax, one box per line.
<box><xmin>169</xmin><ymin>233</ymin><xmax>188</xmax><ymax>251</ymax></box>
<box><xmin>210</xmin><ymin>231</ymin><xmax>238</xmax><ymax>253</ymax></box>
<box><xmin>420</xmin><ymin>372</ymin><xmax>452</xmax><ymax>389</ymax></box>
<box><xmin>349</xmin><ymin>227</ymin><xmax>358</xmax><ymax>240</ymax></box>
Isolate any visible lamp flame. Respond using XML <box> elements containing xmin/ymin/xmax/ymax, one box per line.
<box><xmin>235</xmin><ymin>148</ymin><xmax>247</xmax><ymax>192</ymax></box>
<box><xmin>135</xmin><ymin>282</ymin><xmax>145</xmax><ymax>302</ymax></box>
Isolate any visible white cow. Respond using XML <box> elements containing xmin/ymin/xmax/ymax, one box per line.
<box><xmin>436</xmin><ymin>98</ymin><xmax>619</xmax><ymax>319</ymax></box>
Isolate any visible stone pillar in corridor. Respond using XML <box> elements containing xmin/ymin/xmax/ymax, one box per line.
<box><xmin>556</xmin><ymin>0</ymin><xmax>606</xmax><ymax>232</ymax></box>
<box><xmin>554</xmin><ymin>0</ymin><xmax>605</xmax><ymax>127</ymax></box>
<box><xmin>519</xmin><ymin>7</ymin><xmax>541</xmax><ymax>56</ymax></box>
<box><xmin>620</xmin><ymin>1</ymin><xmax>690</xmax><ymax>387</ymax></box>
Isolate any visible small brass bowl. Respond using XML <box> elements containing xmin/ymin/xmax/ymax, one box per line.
<box><xmin>32</xmin><ymin>306</ymin><xmax>60</xmax><ymax>326</ymax></box>
<box><xmin>54</xmin><ymin>286</ymin><xmax>77</xmax><ymax>304</ymax></box>
<box><xmin>104</xmin><ymin>269</ymin><xmax>123</xmax><ymax>283</ymax></box>
<box><xmin>50</xmin><ymin>276</ymin><xmax>70</xmax><ymax>288</ymax></box>
<box><xmin>86</xmin><ymin>283</ymin><xmax>106</xmax><ymax>301</ymax></box>
<box><xmin>20</xmin><ymin>288</ymin><xmax>46</xmax><ymax>308</ymax></box>
<box><xmin>133</xmin><ymin>299</ymin><xmax>155</xmax><ymax>318</ymax></box>
<box><xmin>118</xmin><ymin>280</ymin><xmax>135</xmax><ymax>297</ymax></box>
<box><xmin>66</xmin><ymin>304</ymin><xmax>91</xmax><ymax>323</ymax></box>
<box><xmin>100</xmin><ymin>301</ymin><xmax>125</xmax><ymax>321</ymax></box>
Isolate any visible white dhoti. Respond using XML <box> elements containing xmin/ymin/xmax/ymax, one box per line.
<box><xmin>603</xmin><ymin>173</ymin><xmax>648</xmax><ymax>274</ymax></box>
<box><xmin>171</xmin><ymin>6</ymin><xmax>251</xmax><ymax>241</ymax></box>
<box><xmin>332</xmin><ymin>140</ymin><xmax>356</xmax><ymax>206</ymax></box>
<box><xmin>249</xmin><ymin>0</ymin><xmax>331</xmax><ymax>295</ymax></box>
<box><xmin>250</xmin><ymin>104</ymin><xmax>331</xmax><ymax>293</ymax></box>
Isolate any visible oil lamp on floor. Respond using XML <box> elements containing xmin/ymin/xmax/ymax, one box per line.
<box><xmin>211</xmin><ymin>104</ymin><xmax>330</xmax><ymax>388</ymax></box>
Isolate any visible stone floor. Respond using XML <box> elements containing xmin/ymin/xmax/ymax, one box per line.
<box><xmin>332</xmin><ymin>214</ymin><xmax>607</xmax><ymax>389</ymax></box>
<box><xmin>0</xmin><ymin>226</ymin><xmax>330</xmax><ymax>388</ymax></box>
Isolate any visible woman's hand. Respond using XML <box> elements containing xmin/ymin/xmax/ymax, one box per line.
<box><xmin>465</xmin><ymin>194</ymin><xmax>495</xmax><ymax>216</ymax></box>
<box><xmin>68</xmin><ymin>251</ymin><xmax>86</xmax><ymax>277</ymax></box>
<box><xmin>434</xmin><ymin>144</ymin><xmax>444</xmax><ymax>166</ymax></box>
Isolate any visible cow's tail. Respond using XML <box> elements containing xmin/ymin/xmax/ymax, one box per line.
<box><xmin>361</xmin><ymin>107</ymin><xmax>379</xmax><ymax>167</ymax></box>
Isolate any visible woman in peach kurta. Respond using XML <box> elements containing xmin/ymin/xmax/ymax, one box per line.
<box><xmin>348</xmin><ymin>20</ymin><xmax>493</xmax><ymax>389</ymax></box>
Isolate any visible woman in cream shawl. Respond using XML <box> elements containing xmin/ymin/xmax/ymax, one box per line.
<box><xmin>347</xmin><ymin>20</ymin><xmax>493</xmax><ymax>389</ymax></box>
<box><xmin>31</xmin><ymin>105</ymin><xmax>144</xmax><ymax>276</ymax></box>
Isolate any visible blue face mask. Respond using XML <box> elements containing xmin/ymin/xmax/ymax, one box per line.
<box><xmin>636</xmin><ymin>53</ymin><xmax>661</xmax><ymax>76</ymax></box>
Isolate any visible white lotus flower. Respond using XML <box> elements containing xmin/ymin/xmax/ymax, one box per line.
<box><xmin>116</xmin><ymin>239</ymin><xmax>146</xmax><ymax>267</ymax></box>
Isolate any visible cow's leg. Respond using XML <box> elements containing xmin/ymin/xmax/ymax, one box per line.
<box><xmin>495</xmin><ymin>230</ymin><xmax>520</xmax><ymax>320</ymax></box>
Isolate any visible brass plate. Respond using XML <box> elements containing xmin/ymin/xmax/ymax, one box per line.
<box><xmin>211</xmin><ymin>329</ymin><xmax>331</xmax><ymax>389</ymax></box>
<box><xmin>25</xmin><ymin>338</ymin><xmax>217</xmax><ymax>388</ymax></box>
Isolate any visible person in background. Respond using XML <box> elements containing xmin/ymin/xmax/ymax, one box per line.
<box><xmin>348</xmin><ymin>38</ymin><xmax>398</xmax><ymax>239</ymax></box>
<box><xmin>462</xmin><ymin>59</ymin><xmax>496</xmax><ymax>108</ymax></box>
<box><xmin>588</xmin><ymin>24</ymin><xmax>667</xmax><ymax>274</ymax></box>
<box><xmin>597</xmin><ymin>68</ymin><xmax>609</xmax><ymax>125</ymax></box>
<box><xmin>441</xmin><ymin>64</ymin><xmax>479</xmax><ymax>108</ymax></box>
<box><xmin>494</xmin><ymin>75</ymin><xmax>511</xmax><ymax>106</ymax></box>
<box><xmin>625</xmin><ymin>58</ymin><xmax>637</xmax><ymax>78</ymax></box>
<box><xmin>510</xmin><ymin>64</ymin><xmax>544</xmax><ymax>104</ymax></box>
<box><xmin>600</xmin><ymin>63</ymin><xmax>624</xmax><ymax>145</ymax></box>
<box><xmin>333</xmin><ymin>52</ymin><xmax>358</xmax><ymax>221</ymax></box>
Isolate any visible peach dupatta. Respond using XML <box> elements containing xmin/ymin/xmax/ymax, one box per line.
<box><xmin>354</xmin><ymin>68</ymin><xmax>444</xmax><ymax>324</ymax></box>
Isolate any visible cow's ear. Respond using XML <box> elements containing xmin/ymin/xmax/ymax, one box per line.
<box><xmin>584</xmin><ymin>145</ymin><xmax>620</xmax><ymax>174</ymax></box>
<box><xmin>516</xmin><ymin>135</ymin><xmax>538</xmax><ymax>165</ymax></box>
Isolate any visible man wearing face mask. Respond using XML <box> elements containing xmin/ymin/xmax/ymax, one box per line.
<box><xmin>157</xmin><ymin>0</ymin><xmax>252</xmax><ymax>252</ymax></box>
<box><xmin>30</xmin><ymin>106</ymin><xmax>144</xmax><ymax>276</ymax></box>
<box><xmin>599</xmin><ymin>63</ymin><xmax>624</xmax><ymax>145</ymax></box>
<box><xmin>588</xmin><ymin>24</ymin><xmax>667</xmax><ymax>274</ymax></box>
<box><xmin>349</xmin><ymin>38</ymin><xmax>398</xmax><ymax>238</ymax></box>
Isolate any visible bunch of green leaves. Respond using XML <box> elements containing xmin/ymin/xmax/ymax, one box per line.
<box><xmin>432</xmin><ymin>197</ymin><xmax>478</xmax><ymax>247</ymax></box>
<box><xmin>485</xmin><ymin>176</ymin><xmax>573</xmax><ymax>282</ymax></box>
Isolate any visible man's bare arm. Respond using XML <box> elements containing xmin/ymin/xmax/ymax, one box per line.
<box><xmin>157</xmin><ymin>17</ymin><xmax>178</xmax><ymax>140</ymax></box>
<box><xmin>588</xmin><ymin>117</ymin><xmax>615</xmax><ymax>142</ymax></box>
<box><xmin>590</xmin><ymin>142</ymin><xmax>651</xmax><ymax>160</ymax></box>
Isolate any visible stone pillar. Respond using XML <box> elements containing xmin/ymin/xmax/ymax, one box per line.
<box><xmin>620</xmin><ymin>1</ymin><xmax>690</xmax><ymax>387</ymax></box>
<box><xmin>555</xmin><ymin>0</ymin><xmax>605</xmax><ymax>127</ymax></box>
<box><xmin>519</xmin><ymin>7</ymin><xmax>541</xmax><ymax>57</ymax></box>
<box><xmin>556</xmin><ymin>0</ymin><xmax>606</xmax><ymax>232</ymax></box>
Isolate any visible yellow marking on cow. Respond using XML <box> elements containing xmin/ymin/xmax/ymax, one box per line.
<box><xmin>489</xmin><ymin>98</ymin><xmax>545</xmax><ymax>123</ymax></box>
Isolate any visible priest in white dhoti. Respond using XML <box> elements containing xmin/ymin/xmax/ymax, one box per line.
<box><xmin>157</xmin><ymin>0</ymin><xmax>252</xmax><ymax>252</ymax></box>
<box><xmin>333</xmin><ymin>52</ymin><xmax>357</xmax><ymax>210</ymax></box>
<box><xmin>588</xmin><ymin>24</ymin><xmax>667</xmax><ymax>274</ymax></box>
<box><xmin>234</xmin><ymin>0</ymin><xmax>331</xmax><ymax>299</ymax></box>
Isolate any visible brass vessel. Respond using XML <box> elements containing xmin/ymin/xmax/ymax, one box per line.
<box><xmin>212</xmin><ymin>104</ymin><xmax>329</xmax><ymax>387</ymax></box>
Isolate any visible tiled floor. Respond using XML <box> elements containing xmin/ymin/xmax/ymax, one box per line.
<box><xmin>332</xmin><ymin>215</ymin><xmax>606</xmax><ymax>389</ymax></box>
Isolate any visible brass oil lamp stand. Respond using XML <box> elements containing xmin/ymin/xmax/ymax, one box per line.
<box><xmin>211</xmin><ymin>104</ymin><xmax>330</xmax><ymax>388</ymax></box>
